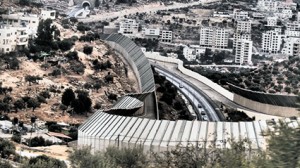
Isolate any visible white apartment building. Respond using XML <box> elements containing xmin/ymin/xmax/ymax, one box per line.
<box><xmin>275</xmin><ymin>9</ymin><xmax>293</xmax><ymax>19</ymax></box>
<box><xmin>199</xmin><ymin>27</ymin><xmax>229</xmax><ymax>48</ymax></box>
<box><xmin>40</xmin><ymin>10</ymin><xmax>56</xmax><ymax>20</ymax></box>
<box><xmin>160</xmin><ymin>30</ymin><xmax>172</xmax><ymax>43</ymax></box>
<box><xmin>183</xmin><ymin>45</ymin><xmax>205</xmax><ymax>61</ymax></box>
<box><xmin>0</xmin><ymin>25</ymin><xmax>28</xmax><ymax>53</ymax></box>
<box><xmin>274</xmin><ymin>27</ymin><xmax>282</xmax><ymax>33</ymax></box>
<box><xmin>118</xmin><ymin>19</ymin><xmax>139</xmax><ymax>36</ymax></box>
<box><xmin>282</xmin><ymin>37</ymin><xmax>300</xmax><ymax>56</ymax></box>
<box><xmin>233</xmin><ymin>32</ymin><xmax>251</xmax><ymax>47</ymax></box>
<box><xmin>167</xmin><ymin>52</ymin><xmax>178</xmax><ymax>59</ymax></box>
<box><xmin>262</xmin><ymin>30</ymin><xmax>282</xmax><ymax>53</ymax></box>
<box><xmin>213</xmin><ymin>11</ymin><xmax>231</xmax><ymax>18</ymax></box>
<box><xmin>233</xmin><ymin>9</ymin><xmax>249</xmax><ymax>20</ymax></box>
<box><xmin>286</xmin><ymin>22</ymin><xmax>300</xmax><ymax>31</ymax></box>
<box><xmin>199</xmin><ymin>27</ymin><xmax>213</xmax><ymax>47</ymax></box>
<box><xmin>285</xmin><ymin>30</ymin><xmax>300</xmax><ymax>37</ymax></box>
<box><xmin>1</xmin><ymin>13</ymin><xmax>39</xmax><ymax>36</ymax></box>
<box><xmin>257</xmin><ymin>0</ymin><xmax>279</xmax><ymax>12</ymax></box>
<box><xmin>235</xmin><ymin>39</ymin><xmax>253</xmax><ymax>65</ymax></box>
<box><xmin>267</xmin><ymin>17</ymin><xmax>277</xmax><ymax>27</ymax></box>
<box><xmin>236</xmin><ymin>20</ymin><xmax>251</xmax><ymax>33</ymax></box>
<box><xmin>298</xmin><ymin>12</ymin><xmax>300</xmax><ymax>23</ymax></box>
<box><xmin>142</xmin><ymin>28</ymin><xmax>160</xmax><ymax>39</ymax></box>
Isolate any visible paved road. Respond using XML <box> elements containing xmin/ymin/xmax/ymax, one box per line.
<box><xmin>154</xmin><ymin>65</ymin><xmax>224</xmax><ymax>121</ymax></box>
<box><xmin>79</xmin><ymin>0</ymin><xmax>220</xmax><ymax>23</ymax></box>
<box><xmin>151</xmin><ymin>60</ymin><xmax>262</xmax><ymax>114</ymax></box>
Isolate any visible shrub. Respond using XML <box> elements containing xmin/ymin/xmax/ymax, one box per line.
<box><xmin>11</xmin><ymin>134</ymin><xmax>21</xmax><ymax>143</ymax></box>
<box><xmin>0</xmin><ymin>161</ymin><xmax>13</xmax><ymax>168</ymax></box>
<box><xmin>0</xmin><ymin>138</ymin><xmax>16</xmax><ymax>158</ymax></box>
<box><xmin>28</xmin><ymin>136</ymin><xmax>53</xmax><ymax>147</ymax></box>
<box><xmin>58</xmin><ymin>39</ymin><xmax>73</xmax><ymax>52</ymax></box>
<box><xmin>83</xmin><ymin>46</ymin><xmax>93</xmax><ymax>55</ymax></box>
<box><xmin>65</xmin><ymin>51</ymin><xmax>79</xmax><ymax>60</ymax></box>
<box><xmin>23</xmin><ymin>155</ymin><xmax>67</xmax><ymax>168</ymax></box>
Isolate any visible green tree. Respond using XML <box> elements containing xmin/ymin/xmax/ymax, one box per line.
<box><xmin>0</xmin><ymin>161</ymin><xmax>13</xmax><ymax>168</ymax></box>
<box><xmin>0</xmin><ymin>138</ymin><xmax>16</xmax><ymax>159</ymax></box>
<box><xmin>27</xmin><ymin>98</ymin><xmax>41</xmax><ymax>112</ymax></box>
<box><xmin>11</xmin><ymin>134</ymin><xmax>21</xmax><ymax>143</ymax></box>
<box><xmin>35</xmin><ymin>19</ymin><xmax>55</xmax><ymax>46</ymax></box>
<box><xmin>83</xmin><ymin>46</ymin><xmax>93</xmax><ymax>55</ymax></box>
<box><xmin>266</xmin><ymin>121</ymin><xmax>300</xmax><ymax>168</ymax></box>
<box><xmin>58</xmin><ymin>39</ymin><xmax>73</xmax><ymax>52</ymax></box>
<box><xmin>95</xmin><ymin>0</ymin><xmax>100</xmax><ymax>7</ymax></box>
<box><xmin>22</xmin><ymin>155</ymin><xmax>67</xmax><ymax>168</ymax></box>
<box><xmin>19</xmin><ymin>0</ymin><xmax>30</xmax><ymax>6</ymax></box>
<box><xmin>69</xmin><ymin>147</ymin><xmax>111</xmax><ymax>168</ymax></box>
<box><xmin>61</xmin><ymin>88</ymin><xmax>75</xmax><ymax>106</ymax></box>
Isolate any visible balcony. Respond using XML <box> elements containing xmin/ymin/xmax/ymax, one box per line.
<box><xmin>16</xmin><ymin>37</ymin><xmax>28</xmax><ymax>46</ymax></box>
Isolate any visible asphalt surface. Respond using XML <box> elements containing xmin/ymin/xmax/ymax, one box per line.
<box><xmin>151</xmin><ymin>60</ymin><xmax>262</xmax><ymax>114</ymax></box>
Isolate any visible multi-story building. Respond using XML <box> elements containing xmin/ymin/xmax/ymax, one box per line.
<box><xmin>233</xmin><ymin>9</ymin><xmax>249</xmax><ymax>20</ymax></box>
<box><xmin>286</xmin><ymin>22</ymin><xmax>300</xmax><ymax>31</ymax></box>
<box><xmin>233</xmin><ymin>32</ymin><xmax>251</xmax><ymax>47</ymax></box>
<box><xmin>233</xmin><ymin>20</ymin><xmax>251</xmax><ymax>48</ymax></box>
<box><xmin>298</xmin><ymin>12</ymin><xmax>300</xmax><ymax>23</ymax></box>
<box><xmin>159</xmin><ymin>30</ymin><xmax>172</xmax><ymax>43</ymax></box>
<box><xmin>118</xmin><ymin>19</ymin><xmax>139</xmax><ymax>36</ymax></box>
<box><xmin>257</xmin><ymin>0</ymin><xmax>278</xmax><ymax>12</ymax></box>
<box><xmin>275</xmin><ymin>9</ymin><xmax>293</xmax><ymax>19</ymax></box>
<box><xmin>1</xmin><ymin>13</ymin><xmax>39</xmax><ymax>37</ymax></box>
<box><xmin>199</xmin><ymin>27</ymin><xmax>214</xmax><ymax>47</ymax></box>
<box><xmin>262</xmin><ymin>30</ymin><xmax>282</xmax><ymax>53</ymax></box>
<box><xmin>0</xmin><ymin>10</ymin><xmax>57</xmax><ymax>54</ymax></box>
<box><xmin>183</xmin><ymin>45</ymin><xmax>205</xmax><ymax>61</ymax></box>
<box><xmin>235</xmin><ymin>39</ymin><xmax>253</xmax><ymax>65</ymax></box>
<box><xmin>282</xmin><ymin>37</ymin><xmax>300</xmax><ymax>56</ymax></box>
<box><xmin>142</xmin><ymin>28</ymin><xmax>160</xmax><ymax>39</ymax></box>
<box><xmin>199</xmin><ymin>27</ymin><xmax>229</xmax><ymax>48</ymax></box>
<box><xmin>40</xmin><ymin>10</ymin><xmax>56</xmax><ymax>20</ymax></box>
<box><xmin>293</xmin><ymin>41</ymin><xmax>300</xmax><ymax>56</ymax></box>
<box><xmin>285</xmin><ymin>30</ymin><xmax>300</xmax><ymax>37</ymax></box>
<box><xmin>236</xmin><ymin>20</ymin><xmax>251</xmax><ymax>33</ymax></box>
<box><xmin>267</xmin><ymin>17</ymin><xmax>277</xmax><ymax>27</ymax></box>
<box><xmin>0</xmin><ymin>25</ymin><xmax>28</xmax><ymax>53</ymax></box>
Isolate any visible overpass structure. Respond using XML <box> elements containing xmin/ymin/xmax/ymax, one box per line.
<box><xmin>78</xmin><ymin>34</ymin><xmax>299</xmax><ymax>153</ymax></box>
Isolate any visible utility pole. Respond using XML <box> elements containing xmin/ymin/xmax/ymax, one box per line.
<box><xmin>117</xmin><ymin>134</ymin><xmax>120</xmax><ymax>149</ymax></box>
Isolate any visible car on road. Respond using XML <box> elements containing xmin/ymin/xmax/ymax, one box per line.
<box><xmin>179</xmin><ymin>83</ymin><xmax>183</xmax><ymax>88</ymax></box>
<box><xmin>198</xmin><ymin>104</ymin><xmax>202</xmax><ymax>108</ymax></box>
<box><xmin>202</xmin><ymin>115</ymin><xmax>208</xmax><ymax>121</ymax></box>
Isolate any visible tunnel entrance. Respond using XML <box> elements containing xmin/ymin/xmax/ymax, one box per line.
<box><xmin>82</xmin><ymin>1</ymin><xmax>91</xmax><ymax>9</ymax></box>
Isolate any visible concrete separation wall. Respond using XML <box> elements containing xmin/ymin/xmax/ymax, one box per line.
<box><xmin>229</xmin><ymin>83</ymin><xmax>298</xmax><ymax>107</ymax></box>
<box><xmin>145</xmin><ymin>52</ymin><xmax>300</xmax><ymax>117</ymax></box>
<box><xmin>234</xmin><ymin>94</ymin><xmax>300</xmax><ymax>117</ymax></box>
<box><xmin>145</xmin><ymin>53</ymin><xmax>234</xmax><ymax>100</ymax></box>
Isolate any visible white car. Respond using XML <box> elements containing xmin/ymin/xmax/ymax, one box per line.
<box><xmin>202</xmin><ymin>115</ymin><xmax>208</xmax><ymax>121</ymax></box>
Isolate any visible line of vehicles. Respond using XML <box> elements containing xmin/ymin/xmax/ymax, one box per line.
<box><xmin>179</xmin><ymin>82</ymin><xmax>209</xmax><ymax>121</ymax></box>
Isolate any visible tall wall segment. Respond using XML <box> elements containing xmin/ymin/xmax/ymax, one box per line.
<box><xmin>78</xmin><ymin>34</ymin><xmax>299</xmax><ymax>154</ymax></box>
<box><xmin>145</xmin><ymin>53</ymin><xmax>299</xmax><ymax>117</ymax></box>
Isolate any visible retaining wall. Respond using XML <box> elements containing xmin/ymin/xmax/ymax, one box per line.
<box><xmin>234</xmin><ymin>94</ymin><xmax>299</xmax><ymax>117</ymax></box>
<box><xmin>145</xmin><ymin>53</ymin><xmax>234</xmax><ymax>100</ymax></box>
<box><xmin>145</xmin><ymin>53</ymin><xmax>299</xmax><ymax>117</ymax></box>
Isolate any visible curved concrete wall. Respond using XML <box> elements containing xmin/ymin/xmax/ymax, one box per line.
<box><xmin>145</xmin><ymin>53</ymin><xmax>299</xmax><ymax>117</ymax></box>
<box><xmin>145</xmin><ymin>53</ymin><xmax>234</xmax><ymax>100</ymax></box>
<box><xmin>229</xmin><ymin>84</ymin><xmax>298</xmax><ymax>107</ymax></box>
<box><xmin>78</xmin><ymin>111</ymin><xmax>300</xmax><ymax>153</ymax></box>
<box><xmin>234</xmin><ymin>94</ymin><xmax>299</xmax><ymax>117</ymax></box>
